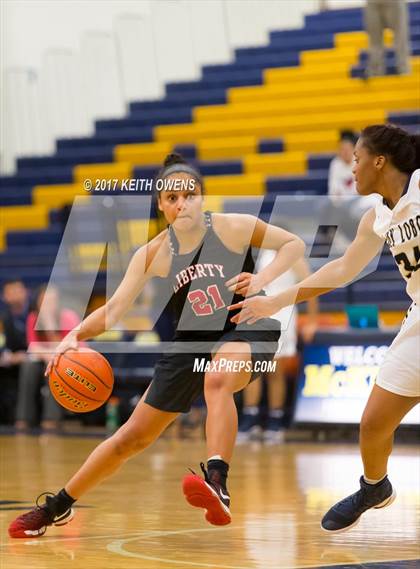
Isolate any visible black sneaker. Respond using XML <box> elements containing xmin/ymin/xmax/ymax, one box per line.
<box><xmin>9</xmin><ymin>493</ymin><xmax>74</xmax><ymax>538</ymax></box>
<box><xmin>237</xmin><ymin>412</ymin><xmax>262</xmax><ymax>443</ymax></box>
<box><xmin>263</xmin><ymin>416</ymin><xmax>285</xmax><ymax>444</ymax></box>
<box><xmin>321</xmin><ymin>476</ymin><xmax>396</xmax><ymax>533</ymax></box>
<box><xmin>182</xmin><ymin>463</ymin><xmax>231</xmax><ymax>525</ymax></box>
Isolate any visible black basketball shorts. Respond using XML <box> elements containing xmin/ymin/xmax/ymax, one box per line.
<box><xmin>145</xmin><ymin>320</ymin><xmax>280</xmax><ymax>413</ymax></box>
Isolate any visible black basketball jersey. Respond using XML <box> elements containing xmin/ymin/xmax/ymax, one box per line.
<box><xmin>166</xmin><ymin>211</ymin><xmax>267</xmax><ymax>339</ymax></box>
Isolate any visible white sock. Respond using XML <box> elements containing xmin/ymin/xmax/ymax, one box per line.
<box><xmin>269</xmin><ymin>408</ymin><xmax>284</xmax><ymax>419</ymax></box>
<box><xmin>363</xmin><ymin>474</ymin><xmax>387</xmax><ymax>485</ymax></box>
<box><xmin>207</xmin><ymin>455</ymin><xmax>223</xmax><ymax>462</ymax></box>
<box><xmin>243</xmin><ymin>406</ymin><xmax>258</xmax><ymax>416</ymax></box>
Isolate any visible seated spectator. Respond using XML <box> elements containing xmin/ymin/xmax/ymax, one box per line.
<box><xmin>0</xmin><ymin>279</ymin><xmax>29</xmax><ymax>363</ymax></box>
<box><xmin>0</xmin><ymin>279</ymin><xmax>30</xmax><ymax>424</ymax></box>
<box><xmin>15</xmin><ymin>284</ymin><xmax>81</xmax><ymax>432</ymax></box>
<box><xmin>328</xmin><ymin>130</ymin><xmax>358</xmax><ymax>203</ymax></box>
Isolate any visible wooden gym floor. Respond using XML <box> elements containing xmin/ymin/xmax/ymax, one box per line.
<box><xmin>1</xmin><ymin>434</ymin><xmax>419</xmax><ymax>569</ymax></box>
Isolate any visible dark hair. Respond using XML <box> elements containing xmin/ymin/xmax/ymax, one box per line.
<box><xmin>360</xmin><ymin>124</ymin><xmax>420</xmax><ymax>174</ymax></box>
<box><xmin>2</xmin><ymin>278</ymin><xmax>25</xmax><ymax>290</ymax></box>
<box><xmin>162</xmin><ymin>152</ymin><xmax>187</xmax><ymax>169</ymax></box>
<box><xmin>340</xmin><ymin>129</ymin><xmax>358</xmax><ymax>145</ymax></box>
<box><xmin>154</xmin><ymin>152</ymin><xmax>204</xmax><ymax>201</ymax></box>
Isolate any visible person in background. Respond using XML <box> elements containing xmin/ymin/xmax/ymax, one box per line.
<box><xmin>15</xmin><ymin>284</ymin><xmax>81</xmax><ymax>432</ymax></box>
<box><xmin>0</xmin><ymin>279</ymin><xmax>30</xmax><ymax>424</ymax></box>
<box><xmin>328</xmin><ymin>130</ymin><xmax>358</xmax><ymax>203</ymax></box>
<box><xmin>238</xmin><ymin>255</ymin><xmax>319</xmax><ymax>443</ymax></box>
<box><xmin>328</xmin><ymin>130</ymin><xmax>378</xmax><ymax>240</ymax></box>
<box><xmin>364</xmin><ymin>0</ymin><xmax>411</xmax><ymax>77</ymax></box>
<box><xmin>0</xmin><ymin>279</ymin><xmax>29</xmax><ymax>364</ymax></box>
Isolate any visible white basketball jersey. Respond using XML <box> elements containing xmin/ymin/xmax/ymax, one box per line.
<box><xmin>373</xmin><ymin>169</ymin><xmax>420</xmax><ymax>305</ymax></box>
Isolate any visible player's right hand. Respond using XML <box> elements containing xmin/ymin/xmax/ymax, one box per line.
<box><xmin>45</xmin><ymin>330</ymin><xmax>79</xmax><ymax>377</ymax></box>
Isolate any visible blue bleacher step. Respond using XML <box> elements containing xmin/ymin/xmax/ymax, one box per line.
<box><xmin>96</xmin><ymin>108</ymin><xmax>193</xmax><ymax>131</ymax></box>
<box><xmin>165</xmin><ymin>70</ymin><xmax>263</xmax><ymax>95</ymax></box>
<box><xmin>6</xmin><ymin>226</ymin><xmax>63</xmax><ymax>248</ymax></box>
<box><xmin>0</xmin><ymin>187</ymin><xmax>33</xmax><ymax>206</ymax></box>
<box><xmin>129</xmin><ymin>90</ymin><xmax>227</xmax><ymax>114</ymax></box>
<box><xmin>266</xmin><ymin>171</ymin><xmax>329</xmax><ymax>195</ymax></box>
<box><xmin>174</xmin><ymin>144</ymin><xmax>196</xmax><ymax>159</ymax></box>
<box><xmin>203</xmin><ymin>53</ymin><xmax>300</xmax><ymax>76</ymax></box>
<box><xmin>56</xmin><ymin>128</ymin><xmax>153</xmax><ymax>151</ymax></box>
<box><xmin>17</xmin><ymin>148</ymin><xmax>114</xmax><ymax>171</ymax></box>
<box><xmin>0</xmin><ymin>168</ymin><xmax>73</xmax><ymax>188</ymax></box>
<box><xmin>308</xmin><ymin>154</ymin><xmax>334</xmax><ymax>171</ymax></box>
<box><xmin>388</xmin><ymin>111</ymin><xmax>420</xmax><ymax>126</ymax></box>
<box><xmin>359</xmin><ymin>40</ymin><xmax>420</xmax><ymax>64</ymax></box>
<box><xmin>259</xmin><ymin>139</ymin><xmax>284</xmax><ymax>153</ymax></box>
<box><xmin>351</xmin><ymin>62</ymin><xmax>418</xmax><ymax>78</ymax></box>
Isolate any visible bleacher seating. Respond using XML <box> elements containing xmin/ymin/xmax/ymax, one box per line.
<box><xmin>1</xmin><ymin>1</ymin><xmax>419</xmax><ymax>314</ymax></box>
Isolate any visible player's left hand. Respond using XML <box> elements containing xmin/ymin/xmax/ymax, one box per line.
<box><xmin>225</xmin><ymin>272</ymin><xmax>264</xmax><ymax>297</ymax></box>
<box><xmin>228</xmin><ymin>295</ymin><xmax>277</xmax><ymax>324</ymax></box>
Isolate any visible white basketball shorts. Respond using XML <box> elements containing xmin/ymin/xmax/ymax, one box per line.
<box><xmin>376</xmin><ymin>303</ymin><xmax>420</xmax><ymax>397</ymax></box>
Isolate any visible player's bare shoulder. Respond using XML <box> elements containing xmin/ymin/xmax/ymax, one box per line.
<box><xmin>212</xmin><ymin>213</ymin><xmax>256</xmax><ymax>253</ymax></box>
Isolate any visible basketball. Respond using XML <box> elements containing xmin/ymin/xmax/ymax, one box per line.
<box><xmin>49</xmin><ymin>348</ymin><xmax>114</xmax><ymax>413</ymax></box>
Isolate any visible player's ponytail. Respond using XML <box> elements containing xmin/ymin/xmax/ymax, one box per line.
<box><xmin>361</xmin><ymin>124</ymin><xmax>419</xmax><ymax>174</ymax></box>
<box><xmin>163</xmin><ymin>152</ymin><xmax>188</xmax><ymax>168</ymax></box>
<box><xmin>155</xmin><ymin>152</ymin><xmax>204</xmax><ymax>194</ymax></box>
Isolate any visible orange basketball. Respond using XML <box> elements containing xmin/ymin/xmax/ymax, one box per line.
<box><xmin>49</xmin><ymin>348</ymin><xmax>114</xmax><ymax>413</ymax></box>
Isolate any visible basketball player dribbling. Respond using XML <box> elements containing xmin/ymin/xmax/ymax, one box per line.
<box><xmin>8</xmin><ymin>153</ymin><xmax>305</xmax><ymax>538</ymax></box>
<box><xmin>228</xmin><ymin>124</ymin><xmax>420</xmax><ymax>533</ymax></box>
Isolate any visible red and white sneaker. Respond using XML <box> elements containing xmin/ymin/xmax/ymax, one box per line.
<box><xmin>182</xmin><ymin>463</ymin><xmax>231</xmax><ymax>526</ymax></box>
<box><xmin>8</xmin><ymin>493</ymin><xmax>74</xmax><ymax>538</ymax></box>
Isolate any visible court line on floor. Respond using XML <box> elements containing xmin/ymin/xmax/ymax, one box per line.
<box><xmin>3</xmin><ymin>525</ymin><xmax>419</xmax><ymax>569</ymax></box>
<box><xmin>108</xmin><ymin>529</ymin><xmax>420</xmax><ymax>569</ymax></box>
<box><xmin>107</xmin><ymin>528</ymin><xmax>420</xmax><ymax>569</ymax></box>
<box><xmin>0</xmin><ymin>525</ymin><xmax>240</xmax><ymax>548</ymax></box>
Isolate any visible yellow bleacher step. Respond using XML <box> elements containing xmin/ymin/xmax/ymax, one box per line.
<box><xmin>228</xmin><ymin>72</ymin><xmax>419</xmax><ymax>104</ymax></box>
<box><xmin>264</xmin><ymin>62</ymin><xmax>350</xmax><ymax>84</ymax></box>
<box><xmin>197</xmin><ymin>136</ymin><xmax>257</xmax><ymax>160</ymax></box>
<box><xmin>155</xmin><ymin>109</ymin><xmax>386</xmax><ymax>144</ymax></box>
<box><xmin>73</xmin><ymin>162</ymin><xmax>133</xmax><ymax>183</ymax></box>
<box><xmin>202</xmin><ymin>195</ymin><xmax>224</xmax><ymax>213</ymax></box>
<box><xmin>284</xmin><ymin>130</ymin><xmax>340</xmax><ymax>153</ymax></box>
<box><xmin>229</xmin><ymin>77</ymin><xmax>357</xmax><ymax>104</ymax></box>
<box><xmin>266</xmin><ymin>54</ymin><xmax>419</xmax><ymax>84</ymax></box>
<box><xmin>114</xmin><ymin>142</ymin><xmax>172</xmax><ymax>166</ymax></box>
<box><xmin>195</xmin><ymin>89</ymin><xmax>418</xmax><ymax>123</ymax></box>
<box><xmin>69</xmin><ymin>243</ymin><xmax>106</xmax><ymax>273</ymax></box>
<box><xmin>244</xmin><ymin>151</ymin><xmax>307</xmax><ymax>175</ymax></box>
<box><xmin>117</xmin><ymin>219</ymin><xmax>158</xmax><ymax>251</ymax></box>
<box><xmin>33</xmin><ymin>183</ymin><xmax>90</xmax><ymax>208</ymax></box>
<box><xmin>0</xmin><ymin>205</ymin><xmax>49</xmax><ymax>230</ymax></box>
<box><xmin>204</xmin><ymin>174</ymin><xmax>265</xmax><ymax>196</ymax></box>
<box><xmin>300</xmin><ymin>46</ymin><xmax>360</xmax><ymax>65</ymax></box>
<box><xmin>335</xmin><ymin>29</ymin><xmax>394</xmax><ymax>49</ymax></box>
<box><xmin>0</xmin><ymin>205</ymin><xmax>49</xmax><ymax>251</ymax></box>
